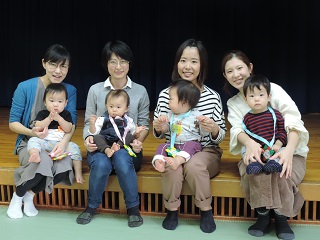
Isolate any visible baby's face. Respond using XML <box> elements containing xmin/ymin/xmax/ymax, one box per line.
<box><xmin>245</xmin><ymin>86</ymin><xmax>270</xmax><ymax>114</ymax></box>
<box><xmin>106</xmin><ymin>95</ymin><xmax>129</xmax><ymax>118</ymax></box>
<box><xmin>45</xmin><ymin>91</ymin><xmax>67</xmax><ymax>113</ymax></box>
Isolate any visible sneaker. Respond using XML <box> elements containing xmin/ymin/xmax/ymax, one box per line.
<box><xmin>76</xmin><ymin>207</ymin><xmax>96</xmax><ymax>225</ymax></box>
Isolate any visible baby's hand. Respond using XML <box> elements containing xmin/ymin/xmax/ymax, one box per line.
<box><xmin>135</xmin><ymin>125</ymin><xmax>146</xmax><ymax>134</ymax></box>
<box><xmin>272</xmin><ymin>144</ymin><xmax>281</xmax><ymax>152</ymax></box>
<box><xmin>50</xmin><ymin>109</ymin><xmax>61</xmax><ymax>121</ymax></box>
<box><xmin>158</xmin><ymin>115</ymin><xmax>169</xmax><ymax>123</ymax></box>
<box><xmin>153</xmin><ymin>115</ymin><xmax>169</xmax><ymax>133</ymax></box>
<box><xmin>196</xmin><ymin>115</ymin><xmax>208</xmax><ymax>122</ymax></box>
<box><xmin>90</xmin><ymin>115</ymin><xmax>98</xmax><ymax>126</ymax></box>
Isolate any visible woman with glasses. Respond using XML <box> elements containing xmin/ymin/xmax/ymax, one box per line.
<box><xmin>153</xmin><ymin>39</ymin><xmax>226</xmax><ymax>233</ymax></box>
<box><xmin>76</xmin><ymin>40</ymin><xmax>150</xmax><ymax>228</ymax></box>
<box><xmin>7</xmin><ymin>44</ymin><xmax>83</xmax><ymax>219</ymax></box>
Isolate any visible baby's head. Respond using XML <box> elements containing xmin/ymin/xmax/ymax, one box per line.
<box><xmin>43</xmin><ymin>83</ymin><xmax>68</xmax><ymax>113</ymax></box>
<box><xmin>243</xmin><ymin>75</ymin><xmax>271</xmax><ymax>113</ymax></box>
<box><xmin>105</xmin><ymin>89</ymin><xmax>130</xmax><ymax>118</ymax></box>
<box><xmin>168</xmin><ymin>79</ymin><xmax>200</xmax><ymax>114</ymax></box>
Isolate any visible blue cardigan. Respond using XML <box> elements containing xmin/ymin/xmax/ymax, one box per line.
<box><xmin>9</xmin><ymin>77</ymin><xmax>77</xmax><ymax>154</ymax></box>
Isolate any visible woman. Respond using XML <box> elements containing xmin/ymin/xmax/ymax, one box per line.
<box><xmin>153</xmin><ymin>39</ymin><xmax>226</xmax><ymax>233</ymax></box>
<box><xmin>76</xmin><ymin>40</ymin><xmax>150</xmax><ymax>228</ymax></box>
<box><xmin>221</xmin><ymin>50</ymin><xmax>309</xmax><ymax>240</ymax></box>
<box><xmin>7</xmin><ymin>44</ymin><xmax>83</xmax><ymax>219</ymax></box>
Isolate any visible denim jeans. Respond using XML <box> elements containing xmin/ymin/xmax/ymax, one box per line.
<box><xmin>87</xmin><ymin>149</ymin><xmax>140</xmax><ymax>209</ymax></box>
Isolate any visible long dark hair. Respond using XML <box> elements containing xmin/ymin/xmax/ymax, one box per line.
<box><xmin>172</xmin><ymin>39</ymin><xmax>208</xmax><ymax>87</ymax></box>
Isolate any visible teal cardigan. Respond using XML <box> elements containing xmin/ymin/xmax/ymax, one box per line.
<box><xmin>9</xmin><ymin>77</ymin><xmax>77</xmax><ymax>154</ymax></box>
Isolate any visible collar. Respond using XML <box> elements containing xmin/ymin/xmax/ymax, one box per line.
<box><xmin>104</xmin><ymin>76</ymin><xmax>133</xmax><ymax>89</ymax></box>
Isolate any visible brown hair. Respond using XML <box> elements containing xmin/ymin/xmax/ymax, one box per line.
<box><xmin>221</xmin><ymin>50</ymin><xmax>252</xmax><ymax>96</ymax></box>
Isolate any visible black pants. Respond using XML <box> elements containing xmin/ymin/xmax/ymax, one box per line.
<box><xmin>16</xmin><ymin>171</ymin><xmax>68</xmax><ymax>197</ymax></box>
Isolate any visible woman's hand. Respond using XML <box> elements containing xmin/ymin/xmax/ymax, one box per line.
<box><xmin>197</xmin><ymin>115</ymin><xmax>219</xmax><ymax>134</ymax></box>
<box><xmin>50</xmin><ymin>140</ymin><xmax>68</xmax><ymax>157</ymax></box>
<box><xmin>84</xmin><ymin>136</ymin><xmax>98</xmax><ymax>152</ymax></box>
<box><xmin>270</xmin><ymin>146</ymin><xmax>294</xmax><ymax>179</ymax></box>
<box><xmin>243</xmin><ymin>138</ymin><xmax>263</xmax><ymax>166</ymax></box>
<box><xmin>130</xmin><ymin>139</ymin><xmax>142</xmax><ymax>153</ymax></box>
<box><xmin>32</xmin><ymin>126</ymin><xmax>48</xmax><ymax>139</ymax></box>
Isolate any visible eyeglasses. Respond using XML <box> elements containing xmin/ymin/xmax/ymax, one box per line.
<box><xmin>47</xmin><ymin>62</ymin><xmax>69</xmax><ymax>71</ymax></box>
<box><xmin>108</xmin><ymin>59</ymin><xmax>129</xmax><ymax>67</ymax></box>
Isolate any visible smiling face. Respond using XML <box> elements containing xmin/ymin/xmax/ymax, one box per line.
<box><xmin>44</xmin><ymin>91</ymin><xmax>68</xmax><ymax>113</ymax></box>
<box><xmin>223</xmin><ymin>56</ymin><xmax>253</xmax><ymax>92</ymax></box>
<box><xmin>107</xmin><ymin>53</ymin><xmax>129</xmax><ymax>82</ymax></box>
<box><xmin>42</xmin><ymin>60</ymin><xmax>69</xmax><ymax>84</ymax></box>
<box><xmin>177</xmin><ymin>47</ymin><xmax>201</xmax><ymax>86</ymax></box>
<box><xmin>244</xmin><ymin>85</ymin><xmax>271</xmax><ymax>114</ymax></box>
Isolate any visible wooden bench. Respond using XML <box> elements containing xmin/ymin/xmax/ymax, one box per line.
<box><xmin>1</xmin><ymin>108</ymin><xmax>320</xmax><ymax>224</ymax></box>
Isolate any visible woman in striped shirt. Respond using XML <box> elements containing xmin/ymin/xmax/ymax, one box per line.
<box><xmin>153</xmin><ymin>39</ymin><xmax>226</xmax><ymax>233</ymax></box>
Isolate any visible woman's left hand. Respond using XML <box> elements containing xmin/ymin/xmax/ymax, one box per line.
<box><xmin>270</xmin><ymin>146</ymin><xmax>294</xmax><ymax>179</ymax></box>
<box><xmin>130</xmin><ymin>139</ymin><xmax>142</xmax><ymax>153</ymax></box>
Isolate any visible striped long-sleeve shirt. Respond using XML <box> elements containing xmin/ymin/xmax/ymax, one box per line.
<box><xmin>242</xmin><ymin>108</ymin><xmax>287</xmax><ymax>147</ymax></box>
<box><xmin>154</xmin><ymin>85</ymin><xmax>226</xmax><ymax>147</ymax></box>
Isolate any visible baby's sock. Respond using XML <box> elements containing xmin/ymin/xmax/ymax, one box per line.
<box><xmin>263</xmin><ymin>160</ymin><xmax>283</xmax><ymax>173</ymax></box>
<box><xmin>23</xmin><ymin>191</ymin><xmax>38</xmax><ymax>217</ymax></box>
<box><xmin>246</xmin><ymin>162</ymin><xmax>264</xmax><ymax>174</ymax></box>
<box><xmin>7</xmin><ymin>192</ymin><xmax>23</xmax><ymax>219</ymax></box>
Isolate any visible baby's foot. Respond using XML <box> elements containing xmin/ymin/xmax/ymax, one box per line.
<box><xmin>164</xmin><ymin>156</ymin><xmax>185</xmax><ymax>170</ymax></box>
<box><xmin>111</xmin><ymin>142</ymin><xmax>120</xmax><ymax>152</ymax></box>
<box><xmin>106</xmin><ymin>148</ymin><xmax>115</xmax><ymax>158</ymax></box>
<box><xmin>263</xmin><ymin>160</ymin><xmax>282</xmax><ymax>173</ymax></box>
<box><xmin>28</xmin><ymin>152</ymin><xmax>41</xmax><ymax>163</ymax></box>
<box><xmin>246</xmin><ymin>162</ymin><xmax>263</xmax><ymax>174</ymax></box>
<box><xmin>155</xmin><ymin>160</ymin><xmax>166</xmax><ymax>172</ymax></box>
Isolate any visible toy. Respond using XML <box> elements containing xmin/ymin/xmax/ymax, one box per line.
<box><xmin>124</xmin><ymin>145</ymin><xmax>136</xmax><ymax>157</ymax></box>
<box><xmin>261</xmin><ymin>145</ymin><xmax>275</xmax><ymax>163</ymax></box>
<box><xmin>49</xmin><ymin>152</ymin><xmax>72</xmax><ymax>161</ymax></box>
<box><xmin>165</xmin><ymin>146</ymin><xmax>180</xmax><ymax>158</ymax></box>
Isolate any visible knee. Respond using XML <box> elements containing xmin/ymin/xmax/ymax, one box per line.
<box><xmin>89</xmin><ymin>154</ymin><xmax>112</xmax><ymax>176</ymax></box>
<box><xmin>67</xmin><ymin>142</ymin><xmax>81</xmax><ymax>153</ymax></box>
<box><xmin>113</xmin><ymin>151</ymin><xmax>132</xmax><ymax>173</ymax></box>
